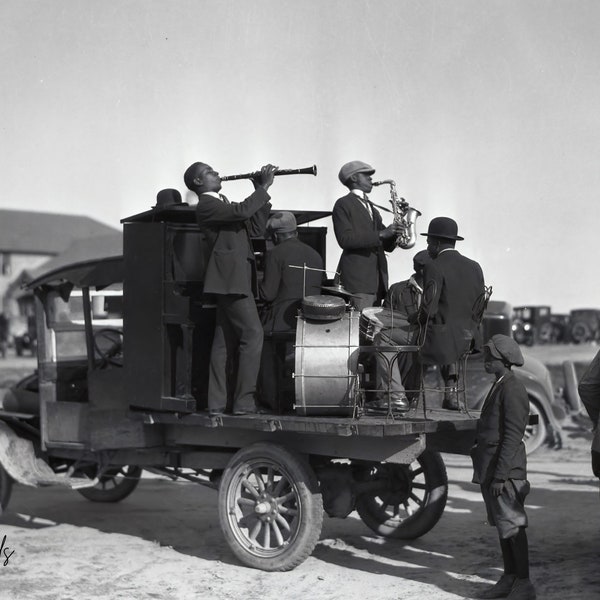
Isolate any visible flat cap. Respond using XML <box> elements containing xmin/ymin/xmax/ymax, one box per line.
<box><xmin>267</xmin><ymin>211</ymin><xmax>297</xmax><ymax>234</ymax></box>
<box><xmin>338</xmin><ymin>161</ymin><xmax>375</xmax><ymax>184</ymax></box>
<box><xmin>484</xmin><ymin>334</ymin><xmax>524</xmax><ymax>367</ymax></box>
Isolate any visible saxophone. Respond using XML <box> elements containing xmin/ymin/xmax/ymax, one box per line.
<box><xmin>372</xmin><ymin>180</ymin><xmax>421</xmax><ymax>249</ymax></box>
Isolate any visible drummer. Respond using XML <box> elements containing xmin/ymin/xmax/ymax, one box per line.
<box><xmin>367</xmin><ymin>250</ymin><xmax>431</xmax><ymax>413</ymax></box>
<box><xmin>258</xmin><ymin>211</ymin><xmax>324</xmax><ymax>412</ymax></box>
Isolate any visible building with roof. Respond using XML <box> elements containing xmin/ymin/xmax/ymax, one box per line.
<box><xmin>0</xmin><ymin>209</ymin><xmax>120</xmax><ymax>332</ymax></box>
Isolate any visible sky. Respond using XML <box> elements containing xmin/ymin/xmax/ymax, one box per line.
<box><xmin>1</xmin><ymin>0</ymin><xmax>599</xmax><ymax>313</ymax></box>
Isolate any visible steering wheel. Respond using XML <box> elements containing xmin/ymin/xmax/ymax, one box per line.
<box><xmin>93</xmin><ymin>328</ymin><xmax>123</xmax><ymax>367</ymax></box>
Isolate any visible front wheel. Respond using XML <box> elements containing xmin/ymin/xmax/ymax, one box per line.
<box><xmin>355</xmin><ymin>450</ymin><xmax>448</xmax><ymax>539</ymax></box>
<box><xmin>0</xmin><ymin>463</ymin><xmax>13</xmax><ymax>512</ymax></box>
<box><xmin>218</xmin><ymin>443</ymin><xmax>323</xmax><ymax>571</ymax></box>
<box><xmin>77</xmin><ymin>465</ymin><xmax>142</xmax><ymax>503</ymax></box>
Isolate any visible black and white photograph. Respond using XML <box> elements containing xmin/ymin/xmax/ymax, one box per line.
<box><xmin>0</xmin><ymin>2</ymin><xmax>599</xmax><ymax>599</ymax></box>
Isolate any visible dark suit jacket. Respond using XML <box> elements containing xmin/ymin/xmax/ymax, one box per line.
<box><xmin>195</xmin><ymin>188</ymin><xmax>271</xmax><ymax>296</ymax></box>
<box><xmin>259</xmin><ymin>237</ymin><xmax>323</xmax><ymax>333</ymax></box>
<box><xmin>332</xmin><ymin>192</ymin><xmax>395</xmax><ymax>296</ymax></box>
<box><xmin>418</xmin><ymin>249</ymin><xmax>485</xmax><ymax>365</ymax></box>
<box><xmin>471</xmin><ymin>372</ymin><xmax>529</xmax><ymax>485</ymax></box>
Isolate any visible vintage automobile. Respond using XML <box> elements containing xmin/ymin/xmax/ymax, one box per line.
<box><xmin>0</xmin><ymin>198</ymin><xmax>557</xmax><ymax>572</ymax></box>
<box><xmin>511</xmin><ymin>305</ymin><xmax>552</xmax><ymax>346</ymax></box>
<box><xmin>568</xmin><ymin>308</ymin><xmax>600</xmax><ymax>344</ymax></box>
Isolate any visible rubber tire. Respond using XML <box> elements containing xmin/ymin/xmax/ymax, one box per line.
<box><xmin>571</xmin><ymin>321</ymin><xmax>592</xmax><ymax>344</ymax></box>
<box><xmin>562</xmin><ymin>360</ymin><xmax>582</xmax><ymax>412</ymax></box>
<box><xmin>77</xmin><ymin>466</ymin><xmax>142</xmax><ymax>503</ymax></box>
<box><xmin>523</xmin><ymin>399</ymin><xmax>548</xmax><ymax>455</ymax></box>
<box><xmin>218</xmin><ymin>442</ymin><xmax>323</xmax><ymax>571</ymax></box>
<box><xmin>355</xmin><ymin>450</ymin><xmax>448</xmax><ymax>539</ymax></box>
<box><xmin>0</xmin><ymin>463</ymin><xmax>13</xmax><ymax>512</ymax></box>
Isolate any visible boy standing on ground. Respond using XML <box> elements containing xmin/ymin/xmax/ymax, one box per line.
<box><xmin>471</xmin><ymin>334</ymin><xmax>536</xmax><ymax>600</ymax></box>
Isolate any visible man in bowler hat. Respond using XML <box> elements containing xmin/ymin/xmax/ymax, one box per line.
<box><xmin>416</xmin><ymin>216</ymin><xmax>486</xmax><ymax>409</ymax></box>
<box><xmin>332</xmin><ymin>161</ymin><xmax>401</xmax><ymax>311</ymax></box>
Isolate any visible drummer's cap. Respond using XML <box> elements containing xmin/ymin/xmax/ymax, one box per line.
<box><xmin>338</xmin><ymin>161</ymin><xmax>375</xmax><ymax>185</ymax></box>
<box><xmin>267</xmin><ymin>211</ymin><xmax>297</xmax><ymax>234</ymax></box>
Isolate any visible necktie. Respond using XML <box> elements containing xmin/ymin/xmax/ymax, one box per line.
<box><xmin>361</xmin><ymin>195</ymin><xmax>372</xmax><ymax>219</ymax></box>
<box><xmin>219</xmin><ymin>194</ymin><xmax>230</xmax><ymax>204</ymax></box>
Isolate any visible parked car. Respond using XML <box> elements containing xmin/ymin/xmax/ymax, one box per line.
<box><xmin>568</xmin><ymin>309</ymin><xmax>600</xmax><ymax>344</ymax></box>
<box><xmin>511</xmin><ymin>305</ymin><xmax>552</xmax><ymax>346</ymax></box>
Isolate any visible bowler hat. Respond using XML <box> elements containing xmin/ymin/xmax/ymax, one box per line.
<box><xmin>420</xmin><ymin>216</ymin><xmax>464</xmax><ymax>241</ymax></box>
<box><xmin>154</xmin><ymin>188</ymin><xmax>182</xmax><ymax>209</ymax></box>
<box><xmin>267</xmin><ymin>211</ymin><xmax>297</xmax><ymax>234</ymax></box>
<box><xmin>338</xmin><ymin>161</ymin><xmax>375</xmax><ymax>184</ymax></box>
<box><xmin>484</xmin><ymin>334</ymin><xmax>524</xmax><ymax>367</ymax></box>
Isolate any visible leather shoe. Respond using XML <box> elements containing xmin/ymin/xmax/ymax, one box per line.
<box><xmin>367</xmin><ymin>395</ymin><xmax>409</xmax><ymax>413</ymax></box>
<box><xmin>442</xmin><ymin>387</ymin><xmax>460</xmax><ymax>410</ymax></box>
<box><xmin>477</xmin><ymin>574</ymin><xmax>516</xmax><ymax>598</ymax></box>
<box><xmin>506</xmin><ymin>578</ymin><xmax>536</xmax><ymax>600</ymax></box>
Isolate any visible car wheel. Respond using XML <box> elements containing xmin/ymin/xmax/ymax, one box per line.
<box><xmin>571</xmin><ymin>321</ymin><xmax>592</xmax><ymax>344</ymax></box>
<box><xmin>524</xmin><ymin>399</ymin><xmax>548</xmax><ymax>454</ymax></box>
<box><xmin>355</xmin><ymin>450</ymin><xmax>448</xmax><ymax>539</ymax></box>
<box><xmin>77</xmin><ymin>465</ymin><xmax>142</xmax><ymax>502</ymax></box>
<box><xmin>0</xmin><ymin>463</ymin><xmax>13</xmax><ymax>512</ymax></box>
<box><xmin>218</xmin><ymin>442</ymin><xmax>323</xmax><ymax>571</ymax></box>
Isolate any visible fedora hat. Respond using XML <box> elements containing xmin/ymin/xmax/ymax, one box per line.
<box><xmin>420</xmin><ymin>216</ymin><xmax>464</xmax><ymax>241</ymax></box>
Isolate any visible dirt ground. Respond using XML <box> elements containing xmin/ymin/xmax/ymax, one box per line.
<box><xmin>0</xmin><ymin>347</ymin><xmax>599</xmax><ymax>600</ymax></box>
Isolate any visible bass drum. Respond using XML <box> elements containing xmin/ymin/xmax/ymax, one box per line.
<box><xmin>294</xmin><ymin>310</ymin><xmax>361</xmax><ymax>416</ymax></box>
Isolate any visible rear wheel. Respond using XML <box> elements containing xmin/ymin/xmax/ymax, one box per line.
<box><xmin>0</xmin><ymin>463</ymin><xmax>13</xmax><ymax>512</ymax></box>
<box><xmin>77</xmin><ymin>465</ymin><xmax>142</xmax><ymax>503</ymax></box>
<box><xmin>571</xmin><ymin>321</ymin><xmax>591</xmax><ymax>344</ymax></box>
<box><xmin>218</xmin><ymin>443</ymin><xmax>323</xmax><ymax>571</ymax></box>
<box><xmin>355</xmin><ymin>450</ymin><xmax>448</xmax><ymax>539</ymax></box>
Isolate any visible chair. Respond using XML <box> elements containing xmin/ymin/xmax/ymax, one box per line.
<box><xmin>443</xmin><ymin>285</ymin><xmax>493</xmax><ymax>414</ymax></box>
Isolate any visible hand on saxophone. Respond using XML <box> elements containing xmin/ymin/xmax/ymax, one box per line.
<box><xmin>252</xmin><ymin>164</ymin><xmax>278</xmax><ymax>191</ymax></box>
<box><xmin>379</xmin><ymin>221</ymin><xmax>402</xmax><ymax>243</ymax></box>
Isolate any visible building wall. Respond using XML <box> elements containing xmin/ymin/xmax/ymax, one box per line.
<box><xmin>1</xmin><ymin>253</ymin><xmax>51</xmax><ymax>315</ymax></box>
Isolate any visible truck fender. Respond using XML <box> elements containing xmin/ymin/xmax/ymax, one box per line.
<box><xmin>0</xmin><ymin>421</ymin><xmax>96</xmax><ymax>489</ymax></box>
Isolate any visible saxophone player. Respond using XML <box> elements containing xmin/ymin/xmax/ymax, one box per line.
<box><xmin>332</xmin><ymin>161</ymin><xmax>402</xmax><ymax>311</ymax></box>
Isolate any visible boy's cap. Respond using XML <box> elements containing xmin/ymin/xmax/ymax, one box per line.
<box><xmin>338</xmin><ymin>161</ymin><xmax>375</xmax><ymax>184</ymax></box>
<box><xmin>484</xmin><ymin>334</ymin><xmax>524</xmax><ymax>367</ymax></box>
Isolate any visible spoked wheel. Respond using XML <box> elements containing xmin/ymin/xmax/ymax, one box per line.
<box><xmin>355</xmin><ymin>450</ymin><xmax>448</xmax><ymax>539</ymax></box>
<box><xmin>0</xmin><ymin>463</ymin><xmax>13</xmax><ymax>513</ymax></box>
<box><xmin>218</xmin><ymin>443</ymin><xmax>323</xmax><ymax>571</ymax></box>
<box><xmin>77</xmin><ymin>465</ymin><xmax>142</xmax><ymax>503</ymax></box>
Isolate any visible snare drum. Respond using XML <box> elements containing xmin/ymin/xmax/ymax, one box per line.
<box><xmin>294</xmin><ymin>310</ymin><xmax>360</xmax><ymax>416</ymax></box>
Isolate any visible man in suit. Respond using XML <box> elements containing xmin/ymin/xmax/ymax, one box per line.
<box><xmin>258</xmin><ymin>211</ymin><xmax>324</xmax><ymax>411</ymax></box>
<box><xmin>184</xmin><ymin>161</ymin><xmax>277</xmax><ymax>415</ymax></box>
<box><xmin>332</xmin><ymin>161</ymin><xmax>400</xmax><ymax>311</ymax></box>
<box><xmin>417</xmin><ymin>216</ymin><xmax>486</xmax><ymax>410</ymax></box>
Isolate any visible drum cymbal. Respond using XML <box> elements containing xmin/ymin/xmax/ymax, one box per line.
<box><xmin>320</xmin><ymin>284</ymin><xmax>358</xmax><ymax>299</ymax></box>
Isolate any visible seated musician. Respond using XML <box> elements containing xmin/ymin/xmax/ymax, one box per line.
<box><xmin>366</xmin><ymin>250</ymin><xmax>431</xmax><ymax>413</ymax></box>
<box><xmin>258</xmin><ymin>212</ymin><xmax>324</xmax><ymax>412</ymax></box>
